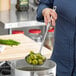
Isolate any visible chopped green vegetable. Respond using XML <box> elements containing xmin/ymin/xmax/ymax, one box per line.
<box><xmin>30</xmin><ymin>54</ymin><xmax>37</xmax><ymax>60</ymax></box>
<box><xmin>25</xmin><ymin>51</ymin><xmax>46</xmax><ymax>65</ymax></box>
<box><xmin>32</xmin><ymin>59</ymin><xmax>38</xmax><ymax>65</ymax></box>
<box><xmin>38</xmin><ymin>59</ymin><xmax>43</xmax><ymax>65</ymax></box>
<box><xmin>30</xmin><ymin>51</ymin><xmax>35</xmax><ymax>54</ymax></box>
<box><xmin>0</xmin><ymin>39</ymin><xmax>20</xmax><ymax>46</ymax></box>
<box><xmin>36</xmin><ymin>53</ymin><xmax>43</xmax><ymax>59</ymax></box>
<box><xmin>41</xmin><ymin>56</ymin><xmax>46</xmax><ymax>61</ymax></box>
<box><xmin>26</xmin><ymin>56</ymin><xmax>32</xmax><ymax>64</ymax></box>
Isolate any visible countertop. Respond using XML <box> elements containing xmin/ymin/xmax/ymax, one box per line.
<box><xmin>0</xmin><ymin>34</ymin><xmax>52</xmax><ymax>61</ymax></box>
<box><xmin>0</xmin><ymin>4</ymin><xmax>45</xmax><ymax>29</ymax></box>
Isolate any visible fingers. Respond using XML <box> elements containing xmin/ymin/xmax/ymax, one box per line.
<box><xmin>42</xmin><ymin>8</ymin><xmax>57</xmax><ymax>26</ymax></box>
<box><xmin>47</xmin><ymin>13</ymin><xmax>51</xmax><ymax>22</ymax></box>
<box><xmin>49</xmin><ymin>9</ymin><xmax>57</xmax><ymax>20</ymax></box>
<box><xmin>44</xmin><ymin>13</ymin><xmax>51</xmax><ymax>25</ymax></box>
<box><xmin>44</xmin><ymin>15</ymin><xmax>56</xmax><ymax>26</ymax></box>
<box><xmin>51</xmin><ymin>18</ymin><xmax>56</xmax><ymax>26</ymax></box>
<box><xmin>44</xmin><ymin>16</ymin><xmax>48</xmax><ymax>25</ymax></box>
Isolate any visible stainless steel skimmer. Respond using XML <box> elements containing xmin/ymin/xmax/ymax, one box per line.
<box><xmin>25</xmin><ymin>6</ymin><xmax>57</xmax><ymax>65</ymax></box>
<box><xmin>39</xmin><ymin>6</ymin><xmax>57</xmax><ymax>53</ymax></box>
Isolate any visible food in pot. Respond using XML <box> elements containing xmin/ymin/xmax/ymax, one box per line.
<box><xmin>38</xmin><ymin>59</ymin><xmax>43</xmax><ymax>65</ymax></box>
<box><xmin>32</xmin><ymin>59</ymin><xmax>38</xmax><ymax>65</ymax></box>
<box><xmin>25</xmin><ymin>51</ymin><xmax>46</xmax><ymax>65</ymax></box>
<box><xmin>0</xmin><ymin>39</ymin><xmax>20</xmax><ymax>46</ymax></box>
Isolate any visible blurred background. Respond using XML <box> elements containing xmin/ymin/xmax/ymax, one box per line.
<box><xmin>0</xmin><ymin>0</ymin><xmax>43</xmax><ymax>35</ymax></box>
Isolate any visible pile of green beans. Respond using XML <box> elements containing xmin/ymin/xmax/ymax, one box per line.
<box><xmin>0</xmin><ymin>39</ymin><xmax>20</xmax><ymax>46</ymax></box>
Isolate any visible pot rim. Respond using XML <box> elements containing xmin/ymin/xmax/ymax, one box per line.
<box><xmin>15</xmin><ymin>60</ymin><xmax>56</xmax><ymax>72</ymax></box>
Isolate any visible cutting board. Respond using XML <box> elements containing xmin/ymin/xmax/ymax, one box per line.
<box><xmin>0</xmin><ymin>34</ymin><xmax>52</xmax><ymax>61</ymax></box>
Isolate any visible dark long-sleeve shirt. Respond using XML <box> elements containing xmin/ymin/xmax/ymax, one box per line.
<box><xmin>37</xmin><ymin>0</ymin><xmax>76</xmax><ymax>76</ymax></box>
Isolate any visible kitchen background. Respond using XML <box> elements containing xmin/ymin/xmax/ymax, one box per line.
<box><xmin>0</xmin><ymin>0</ymin><xmax>44</xmax><ymax>36</ymax></box>
<box><xmin>0</xmin><ymin>1</ymin><xmax>55</xmax><ymax>76</ymax></box>
<box><xmin>0</xmin><ymin>0</ymin><xmax>54</xmax><ymax>52</ymax></box>
<box><xmin>11</xmin><ymin>0</ymin><xmax>17</xmax><ymax>4</ymax></box>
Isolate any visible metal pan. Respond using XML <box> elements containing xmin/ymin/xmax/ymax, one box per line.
<box><xmin>14</xmin><ymin>59</ymin><xmax>56</xmax><ymax>76</ymax></box>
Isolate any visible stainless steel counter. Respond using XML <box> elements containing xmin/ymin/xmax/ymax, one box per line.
<box><xmin>0</xmin><ymin>4</ymin><xmax>45</xmax><ymax>34</ymax></box>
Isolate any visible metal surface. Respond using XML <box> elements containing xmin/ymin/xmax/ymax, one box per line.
<box><xmin>14</xmin><ymin>59</ymin><xmax>56</xmax><ymax>76</ymax></box>
<box><xmin>39</xmin><ymin>6</ymin><xmax>57</xmax><ymax>53</ymax></box>
<box><xmin>0</xmin><ymin>4</ymin><xmax>45</xmax><ymax>30</ymax></box>
<box><xmin>39</xmin><ymin>23</ymin><xmax>50</xmax><ymax>53</ymax></box>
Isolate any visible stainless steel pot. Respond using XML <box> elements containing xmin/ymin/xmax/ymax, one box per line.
<box><xmin>14</xmin><ymin>59</ymin><xmax>56</xmax><ymax>76</ymax></box>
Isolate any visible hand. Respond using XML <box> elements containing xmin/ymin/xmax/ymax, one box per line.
<box><xmin>42</xmin><ymin>8</ymin><xmax>57</xmax><ymax>26</ymax></box>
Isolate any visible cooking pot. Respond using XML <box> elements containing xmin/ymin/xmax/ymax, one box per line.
<box><xmin>14</xmin><ymin>59</ymin><xmax>56</xmax><ymax>76</ymax></box>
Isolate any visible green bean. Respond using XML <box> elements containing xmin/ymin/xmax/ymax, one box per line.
<box><xmin>0</xmin><ymin>39</ymin><xmax>20</xmax><ymax>46</ymax></box>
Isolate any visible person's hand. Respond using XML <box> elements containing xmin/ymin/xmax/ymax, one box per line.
<box><xmin>42</xmin><ymin>8</ymin><xmax>57</xmax><ymax>26</ymax></box>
